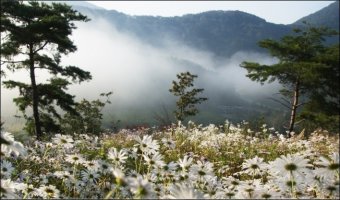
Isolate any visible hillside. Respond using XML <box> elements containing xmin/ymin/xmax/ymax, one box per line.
<box><xmin>293</xmin><ymin>1</ymin><xmax>339</xmax><ymax>30</ymax></box>
<box><xmin>70</xmin><ymin>2</ymin><xmax>339</xmax><ymax>58</ymax></box>
<box><xmin>73</xmin><ymin>7</ymin><xmax>292</xmax><ymax>58</ymax></box>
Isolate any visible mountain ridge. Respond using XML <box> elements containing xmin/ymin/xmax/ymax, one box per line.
<box><xmin>293</xmin><ymin>1</ymin><xmax>339</xmax><ymax>29</ymax></box>
<box><xmin>69</xmin><ymin>2</ymin><xmax>338</xmax><ymax>58</ymax></box>
<box><xmin>72</xmin><ymin>6</ymin><xmax>291</xmax><ymax>57</ymax></box>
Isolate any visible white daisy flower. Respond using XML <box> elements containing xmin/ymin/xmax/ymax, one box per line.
<box><xmin>146</xmin><ymin>172</ymin><xmax>159</xmax><ymax>183</ymax></box>
<box><xmin>127</xmin><ymin>169</ymin><xmax>139</xmax><ymax>178</ymax></box>
<box><xmin>203</xmin><ymin>177</ymin><xmax>221</xmax><ymax>198</ymax></box>
<box><xmin>256</xmin><ymin>183</ymin><xmax>281</xmax><ymax>199</ymax></box>
<box><xmin>112</xmin><ymin>167</ymin><xmax>126</xmax><ymax>186</ymax></box>
<box><xmin>1</xmin><ymin>132</ymin><xmax>27</xmax><ymax>157</ymax></box>
<box><xmin>302</xmin><ymin>170</ymin><xmax>323</xmax><ymax>194</ymax></box>
<box><xmin>120</xmin><ymin>187</ymin><xmax>132</xmax><ymax>198</ymax></box>
<box><xmin>127</xmin><ymin>148</ymin><xmax>138</xmax><ymax>159</ymax></box>
<box><xmin>161</xmin><ymin>138</ymin><xmax>176</xmax><ymax>149</ymax></box>
<box><xmin>36</xmin><ymin>174</ymin><xmax>49</xmax><ymax>185</ymax></box>
<box><xmin>223</xmin><ymin>186</ymin><xmax>237</xmax><ymax>199</ymax></box>
<box><xmin>143</xmin><ymin>152</ymin><xmax>165</xmax><ymax>168</ymax></box>
<box><xmin>1</xmin><ymin>160</ymin><xmax>14</xmax><ymax>179</ymax></box>
<box><xmin>167</xmin><ymin>182</ymin><xmax>205</xmax><ymax>199</ymax></box>
<box><xmin>235</xmin><ymin>179</ymin><xmax>262</xmax><ymax>199</ymax></box>
<box><xmin>108</xmin><ymin>147</ymin><xmax>128</xmax><ymax>164</ymax></box>
<box><xmin>53</xmin><ymin>171</ymin><xmax>75</xmax><ymax>182</ymax></box>
<box><xmin>269</xmin><ymin>154</ymin><xmax>311</xmax><ymax>178</ymax></box>
<box><xmin>222</xmin><ymin>176</ymin><xmax>241</xmax><ymax>189</ymax></box>
<box><xmin>36</xmin><ymin>184</ymin><xmax>60</xmax><ymax>199</ymax></box>
<box><xmin>84</xmin><ymin>160</ymin><xmax>101</xmax><ymax>171</ymax></box>
<box><xmin>134</xmin><ymin>135</ymin><xmax>159</xmax><ymax>155</ymax></box>
<box><xmin>98</xmin><ymin>160</ymin><xmax>113</xmax><ymax>174</ymax></box>
<box><xmin>153</xmin><ymin>184</ymin><xmax>166</xmax><ymax>197</ymax></box>
<box><xmin>74</xmin><ymin>180</ymin><xmax>86</xmax><ymax>193</ymax></box>
<box><xmin>1</xmin><ymin>132</ymin><xmax>14</xmax><ymax>143</ymax></box>
<box><xmin>189</xmin><ymin>160</ymin><xmax>214</xmax><ymax>180</ymax></box>
<box><xmin>1</xmin><ymin>179</ymin><xmax>25</xmax><ymax>199</ymax></box>
<box><xmin>127</xmin><ymin>175</ymin><xmax>156</xmax><ymax>199</ymax></box>
<box><xmin>242</xmin><ymin>155</ymin><xmax>267</xmax><ymax>176</ymax></box>
<box><xmin>315</xmin><ymin>152</ymin><xmax>339</xmax><ymax>180</ymax></box>
<box><xmin>320</xmin><ymin>179</ymin><xmax>339</xmax><ymax>199</ymax></box>
<box><xmin>81</xmin><ymin>169</ymin><xmax>100</xmax><ymax>184</ymax></box>
<box><xmin>178</xmin><ymin>155</ymin><xmax>193</xmax><ymax>171</ymax></box>
<box><xmin>276</xmin><ymin>175</ymin><xmax>307</xmax><ymax>197</ymax></box>
<box><xmin>52</xmin><ymin>134</ymin><xmax>74</xmax><ymax>149</ymax></box>
<box><xmin>65</xmin><ymin>153</ymin><xmax>86</xmax><ymax>165</ymax></box>
<box><xmin>162</xmin><ymin>161</ymin><xmax>178</xmax><ymax>175</ymax></box>
<box><xmin>79</xmin><ymin>133</ymin><xmax>91</xmax><ymax>140</ymax></box>
<box><xmin>217</xmin><ymin>165</ymin><xmax>230</xmax><ymax>175</ymax></box>
<box><xmin>45</xmin><ymin>142</ymin><xmax>54</xmax><ymax>148</ymax></box>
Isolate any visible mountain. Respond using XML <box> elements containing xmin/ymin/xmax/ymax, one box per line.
<box><xmin>50</xmin><ymin>1</ymin><xmax>104</xmax><ymax>10</ymax></box>
<box><xmin>72</xmin><ymin>6</ymin><xmax>292</xmax><ymax>58</ymax></box>
<box><xmin>70</xmin><ymin>2</ymin><xmax>338</xmax><ymax>58</ymax></box>
<box><xmin>293</xmin><ymin>1</ymin><xmax>339</xmax><ymax>30</ymax></box>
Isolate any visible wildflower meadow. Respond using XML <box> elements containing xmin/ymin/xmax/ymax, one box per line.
<box><xmin>1</xmin><ymin>121</ymin><xmax>339</xmax><ymax>199</ymax></box>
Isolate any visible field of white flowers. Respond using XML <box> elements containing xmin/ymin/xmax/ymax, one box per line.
<box><xmin>1</xmin><ymin>121</ymin><xmax>339</xmax><ymax>199</ymax></box>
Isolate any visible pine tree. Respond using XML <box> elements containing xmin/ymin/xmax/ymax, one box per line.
<box><xmin>240</xmin><ymin>24</ymin><xmax>338</xmax><ymax>135</ymax></box>
<box><xmin>299</xmin><ymin>44</ymin><xmax>339</xmax><ymax>132</ymax></box>
<box><xmin>1</xmin><ymin>1</ymin><xmax>92</xmax><ymax>139</ymax></box>
<box><xmin>169</xmin><ymin>71</ymin><xmax>207</xmax><ymax>121</ymax></box>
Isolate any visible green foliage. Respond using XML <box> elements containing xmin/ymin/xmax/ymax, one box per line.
<box><xmin>241</xmin><ymin>23</ymin><xmax>339</xmax><ymax>132</ymax></box>
<box><xmin>1</xmin><ymin>1</ymin><xmax>91</xmax><ymax>138</ymax></box>
<box><xmin>299</xmin><ymin>44</ymin><xmax>340</xmax><ymax>132</ymax></box>
<box><xmin>60</xmin><ymin>92</ymin><xmax>112</xmax><ymax>135</ymax></box>
<box><xmin>242</xmin><ymin>25</ymin><xmax>337</xmax><ymax>87</ymax></box>
<box><xmin>169</xmin><ymin>72</ymin><xmax>207</xmax><ymax>121</ymax></box>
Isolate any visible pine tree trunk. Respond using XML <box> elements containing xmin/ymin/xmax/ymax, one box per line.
<box><xmin>29</xmin><ymin>44</ymin><xmax>42</xmax><ymax>139</ymax></box>
<box><xmin>288</xmin><ymin>79</ymin><xmax>300</xmax><ymax>137</ymax></box>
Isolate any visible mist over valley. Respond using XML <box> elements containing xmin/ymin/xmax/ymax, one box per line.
<box><xmin>1</xmin><ymin>1</ymin><xmax>338</xmax><ymax>131</ymax></box>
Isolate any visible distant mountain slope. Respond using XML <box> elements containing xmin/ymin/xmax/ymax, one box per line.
<box><xmin>52</xmin><ymin>1</ymin><xmax>104</xmax><ymax>10</ymax></box>
<box><xmin>293</xmin><ymin>1</ymin><xmax>339</xmax><ymax>30</ymax></box>
<box><xmin>73</xmin><ymin>6</ymin><xmax>292</xmax><ymax>58</ymax></box>
<box><xmin>70</xmin><ymin>2</ymin><xmax>338</xmax><ymax>58</ymax></box>
<box><xmin>159</xmin><ymin>11</ymin><xmax>292</xmax><ymax>57</ymax></box>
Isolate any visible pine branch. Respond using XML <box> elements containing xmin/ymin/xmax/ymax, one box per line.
<box><xmin>267</xmin><ymin>97</ymin><xmax>291</xmax><ymax>109</ymax></box>
<box><xmin>0</xmin><ymin>60</ymin><xmax>25</xmax><ymax>65</ymax></box>
<box><xmin>295</xmin><ymin>119</ymin><xmax>305</xmax><ymax>125</ymax></box>
<box><xmin>33</xmin><ymin>41</ymin><xmax>49</xmax><ymax>54</ymax></box>
<box><xmin>280</xmin><ymin>97</ymin><xmax>292</xmax><ymax>105</ymax></box>
<box><xmin>297</xmin><ymin>102</ymin><xmax>307</xmax><ymax>107</ymax></box>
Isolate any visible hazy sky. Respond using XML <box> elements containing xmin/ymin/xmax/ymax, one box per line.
<box><xmin>87</xmin><ymin>1</ymin><xmax>333</xmax><ymax>25</ymax></box>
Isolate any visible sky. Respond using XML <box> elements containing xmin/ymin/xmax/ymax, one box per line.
<box><xmin>87</xmin><ymin>1</ymin><xmax>334</xmax><ymax>25</ymax></box>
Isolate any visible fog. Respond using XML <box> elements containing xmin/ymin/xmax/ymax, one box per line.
<box><xmin>1</xmin><ymin>17</ymin><xmax>282</xmax><ymax>130</ymax></box>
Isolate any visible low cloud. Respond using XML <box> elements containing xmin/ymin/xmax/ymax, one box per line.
<box><xmin>1</xmin><ymin>17</ymin><xmax>281</xmax><ymax>128</ymax></box>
